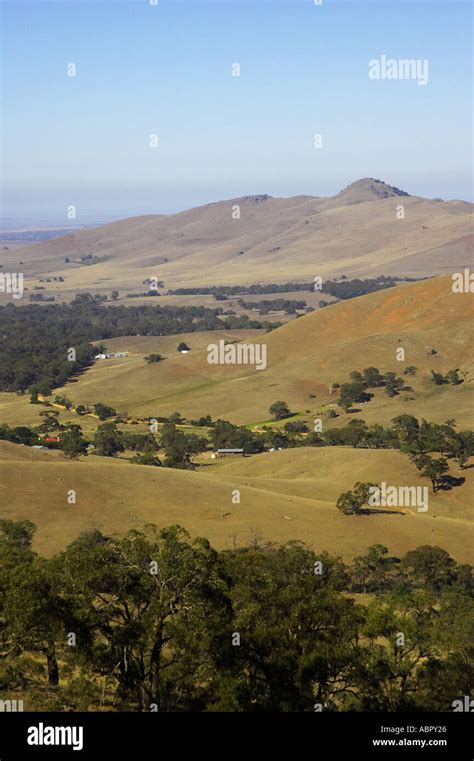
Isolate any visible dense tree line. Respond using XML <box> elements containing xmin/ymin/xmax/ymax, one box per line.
<box><xmin>0</xmin><ymin>520</ymin><xmax>471</xmax><ymax>712</ymax></box>
<box><xmin>0</xmin><ymin>302</ymin><xmax>271</xmax><ymax>393</ymax></box>
<box><xmin>282</xmin><ymin>415</ymin><xmax>474</xmax><ymax>465</ymax></box>
<box><xmin>236</xmin><ymin>298</ymin><xmax>307</xmax><ymax>314</ymax></box>
<box><xmin>2</xmin><ymin>413</ymin><xmax>472</xmax><ymax>473</ymax></box>
<box><xmin>125</xmin><ymin>291</ymin><xmax>161</xmax><ymax>298</ymax></box>
<box><xmin>168</xmin><ymin>276</ymin><xmax>418</xmax><ymax>299</ymax></box>
<box><xmin>0</xmin><ymin>304</ymin><xmax>96</xmax><ymax>393</ymax></box>
<box><xmin>202</xmin><ymin>414</ymin><xmax>474</xmax><ymax>493</ymax></box>
<box><xmin>169</xmin><ymin>282</ymin><xmax>315</xmax><ymax>296</ymax></box>
<box><xmin>320</xmin><ymin>276</ymin><xmax>418</xmax><ymax>300</ymax></box>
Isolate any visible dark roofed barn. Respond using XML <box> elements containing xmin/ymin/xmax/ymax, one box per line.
<box><xmin>216</xmin><ymin>448</ymin><xmax>244</xmax><ymax>458</ymax></box>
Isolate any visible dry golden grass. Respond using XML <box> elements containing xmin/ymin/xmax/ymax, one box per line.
<box><xmin>31</xmin><ymin>276</ymin><xmax>473</xmax><ymax>427</ymax></box>
<box><xmin>1</xmin><ymin>180</ymin><xmax>471</xmax><ymax>304</ymax></box>
<box><xmin>1</xmin><ymin>274</ymin><xmax>472</xmax><ymax>564</ymax></box>
<box><xmin>0</xmin><ymin>441</ymin><xmax>471</xmax><ymax>563</ymax></box>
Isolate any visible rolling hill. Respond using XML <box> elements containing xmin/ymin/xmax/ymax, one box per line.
<box><xmin>47</xmin><ymin>275</ymin><xmax>474</xmax><ymax>426</ymax></box>
<box><xmin>2</xmin><ymin>178</ymin><xmax>472</xmax><ymax>300</ymax></box>
<box><xmin>0</xmin><ymin>440</ymin><xmax>472</xmax><ymax>563</ymax></box>
<box><xmin>1</xmin><ymin>273</ymin><xmax>472</xmax><ymax>565</ymax></box>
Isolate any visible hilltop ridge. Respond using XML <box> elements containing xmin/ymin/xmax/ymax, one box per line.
<box><xmin>1</xmin><ymin>179</ymin><xmax>471</xmax><ymax>299</ymax></box>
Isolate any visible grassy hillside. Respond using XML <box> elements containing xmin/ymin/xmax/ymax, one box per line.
<box><xmin>0</xmin><ymin>441</ymin><xmax>471</xmax><ymax>563</ymax></box>
<box><xmin>37</xmin><ymin>276</ymin><xmax>474</xmax><ymax>426</ymax></box>
<box><xmin>1</xmin><ymin>179</ymin><xmax>471</xmax><ymax>302</ymax></box>
<box><xmin>1</xmin><ymin>273</ymin><xmax>471</xmax><ymax>566</ymax></box>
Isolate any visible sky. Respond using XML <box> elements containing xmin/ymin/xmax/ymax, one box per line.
<box><xmin>0</xmin><ymin>0</ymin><xmax>472</xmax><ymax>224</ymax></box>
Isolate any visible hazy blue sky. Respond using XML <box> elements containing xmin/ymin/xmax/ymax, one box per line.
<box><xmin>1</xmin><ymin>0</ymin><xmax>472</xmax><ymax>223</ymax></box>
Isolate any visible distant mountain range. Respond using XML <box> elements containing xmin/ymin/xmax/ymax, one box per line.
<box><xmin>4</xmin><ymin>178</ymin><xmax>472</xmax><ymax>294</ymax></box>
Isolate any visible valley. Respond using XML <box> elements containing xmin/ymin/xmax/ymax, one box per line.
<box><xmin>1</xmin><ymin>272</ymin><xmax>472</xmax><ymax>565</ymax></box>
